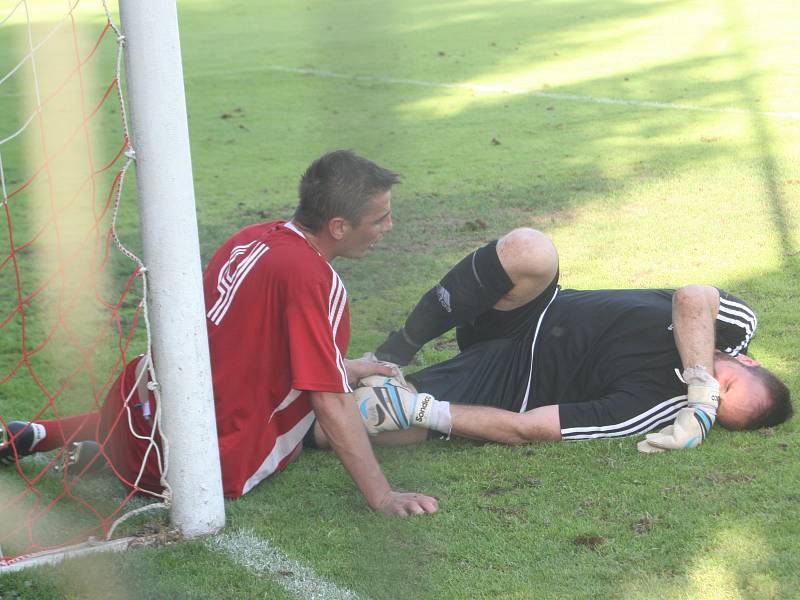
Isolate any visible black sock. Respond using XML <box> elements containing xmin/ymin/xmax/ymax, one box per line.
<box><xmin>376</xmin><ymin>240</ymin><xmax>514</xmax><ymax>364</ymax></box>
<box><xmin>0</xmin><ymin>421</ymin><xmax>45</xmax><ymax>465</ymax></box>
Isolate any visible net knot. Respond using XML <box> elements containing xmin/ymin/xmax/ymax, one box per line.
<box><xmin>146</xmin><ymin>381</ymin><xmax>159</xmax><ymax>391</ymax></box>
<box><xmin>124</xmin><ymin>147</ymin><xmax>136</xmax><ymax>160</ymax></box>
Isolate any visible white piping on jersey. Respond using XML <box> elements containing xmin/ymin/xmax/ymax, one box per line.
<box><xmin>717</xmin><ymin>297</ymin><xmax>757</xmax><ymax>355</ymax></box>
<box><xmin>561</xmin><ymin>394</ymin><xmax>687</xmax><ymax>434</ymax></box>
<box><xmin>719</xmin><ymin>298</ymin><xmax>757</xmax><ymax>327</ymax></box>
<box><xmin>268</xmin><ymin>389</ymin><xmax>302</xmax><ymax>424</ymax></box>
<box><xmin>716</xmin><ymin>314</ymin><xmax>754</xmax><ymax>355</ymax></box>
<box><xmin>283</xmin><ymin>220</ymin><xmax>308</xmax><ymax>242</ymax></box>
<box><xmin>716</xmin><ymin>313</ymin><xmax>755</xmax><ymax>338</ymax></box>
<box><xmin>519</xmin><ymin>286</ymin><xmax>560</xmax><ymax>413</ymax></box>
<box><xmin>284</xmin><ymin>221</ymin><xmax>351</xmax><ymax>393</ymax></box>
<box><xmin>327</xmin><ymin>264</ymin><xmax>351</xmax><ymax>392</ymax></box>
<box><xmin>561</xmin><ymin>395</ymin><xmax>688</xmax><ymax>440</ymax></box>
<box><xmin>329</xmin><ymin>275</ymin><xmax>346</xmax><ymax>323</ymax></box>
<box><xmin>208</xmin><ymin>241</ymin><xmax>270</xmax><ymax>325</ymax></box>
<box><xmin>242</xmin><ymin>411</ymin><xmax>316</xmax><ymax>495</ymax></box>
<box><xmin>564</xmin><ymin>411</ymin><xmax>680</xmax><ymax>441</ymax></box>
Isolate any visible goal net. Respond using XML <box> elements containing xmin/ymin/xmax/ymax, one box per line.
<box><xmin>0</xmin><ymin>0</ymin><xmax>196</xmax><ymax>568</ymax></box>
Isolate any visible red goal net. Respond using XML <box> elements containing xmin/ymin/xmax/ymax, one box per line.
<box><xmin>0</xmin><ymin>0</ymin><xmax>168</xmax><ymax>567</ymax></box>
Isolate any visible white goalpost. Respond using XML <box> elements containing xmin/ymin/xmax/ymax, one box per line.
<box><xmin>117</xmin><ymin>0</ymin><xmax>225</xmax><ymax>538</ymax></box>
<box><xmin>0</xmin><ymin>0</ymin><xmax>224</xmax><ymax>571</ymax></box>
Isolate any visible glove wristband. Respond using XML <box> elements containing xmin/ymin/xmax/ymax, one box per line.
<box><xmin>687</xmin><ymin>384</ymin><xmax>719</xmax><ymax>409</ymax></box>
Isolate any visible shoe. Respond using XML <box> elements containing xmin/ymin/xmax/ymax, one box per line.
<box><xmin>0</xmin><ymin>421</ymin><xmax>43</xmax><ymax>465</ymax></box>
<box><xmin>55</xmin><ymin>441</ymin><xmax>107</xmax><ymax>475</ymax></box>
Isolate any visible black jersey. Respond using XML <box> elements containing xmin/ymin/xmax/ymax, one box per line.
<box><xmin>533</xmin><ymin>288</ymin><xmax>754</xmax><ymax>439</ymax></box>
<box><xmin>410</xmin><ymin>287</ymin><xmax>757</xmax><ymax>440</ymax></box>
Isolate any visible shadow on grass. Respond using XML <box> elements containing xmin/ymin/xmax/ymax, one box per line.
<box><xmin>172</xmin><ymin>0</ymin><xmax>797</xmax><ymax>271</ymax></box>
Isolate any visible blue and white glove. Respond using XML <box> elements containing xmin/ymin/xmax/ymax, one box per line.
<box><xmin>354</xmin><ymin>375</ymin><xmax>436</xmax><ymax>436</ymax></box>
<box><xmin>638</xmin><ymin>366</ymin><xmax>720</xmax><ymax>453</ymax></box>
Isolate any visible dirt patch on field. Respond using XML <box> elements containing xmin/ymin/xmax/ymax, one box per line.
<box><xmin>701</xmin><ymin>473</ymin><xmax>757</xmax><ymax>485</ymax></box>
<box><xmin>573</xmin><ymin>534</ymin><xmax>608</xmax><ymax>550</ymax></box>
<box><xmin>631</xmin><ymin>513</ymin><xmax>658</xmax><ymax>535</ymax></box>
<box><xmin>479</xmin><ymin>476</ymin><xmax>541</xmax><ymax>497</ymax></box>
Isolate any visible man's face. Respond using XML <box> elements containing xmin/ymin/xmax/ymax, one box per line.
<box><xmin>336</xmin><ymin>190</ymin><xmax>393</xmax><ymax>258</ymax></box>
<box><xmin>714</xmin><ymin>353</ymin><xmax>769</xmax><ymax>430</ymax></box>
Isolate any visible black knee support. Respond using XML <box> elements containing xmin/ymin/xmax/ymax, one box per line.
<box><xmin>376</xmin><ymin>240</ymin><xmax>514</xmax><ymax>365</ymax></box>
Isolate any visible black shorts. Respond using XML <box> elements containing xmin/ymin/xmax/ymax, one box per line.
<box><xmin>408</xmin><ymin>273</ymin><xmax>559</xmax><ymax>412</ymax></box>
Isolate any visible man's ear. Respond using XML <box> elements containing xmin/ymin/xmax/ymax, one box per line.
<box><xmin>735</xmin><ymin>354</ymin><xmax>761</xmax><ymax>367</ymax></box>
<box><xmin>328</xmin><ymin>217</ymin><xmax>350</xmax><ymax>240</ymax></box>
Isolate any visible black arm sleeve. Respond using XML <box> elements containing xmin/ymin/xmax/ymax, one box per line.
<box><xmin>558</xmin><ymin>376</ymin><xmax>688</xmax><ymax>441</ymax></box>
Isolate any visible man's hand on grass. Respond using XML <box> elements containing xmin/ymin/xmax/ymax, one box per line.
<box><xmin>375</xmin><ymin>490</ymin><xmax>438</xmax><ymax>516</ymax></box>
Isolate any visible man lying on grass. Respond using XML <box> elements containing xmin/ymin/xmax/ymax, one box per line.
<box><xmin>0</xmin><ymin>150</ymin><xmax>437</xmax><ymax>516</ymax></box>
<box><xmin>304</xmin><ymin>227</ymin><xmax>792</xmax><ymax>451</ymax></box>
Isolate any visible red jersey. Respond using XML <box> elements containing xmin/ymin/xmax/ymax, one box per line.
<box><xmin>204</xmin><ymin>220</ymin><xmax>351</xmax><ymax>497</ymax></box>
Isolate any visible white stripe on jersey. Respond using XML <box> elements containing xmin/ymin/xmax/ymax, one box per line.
<box><xmin>518</xmin><ymin>286</ymin><xmax>560</xmax><ymax>413</ymax></box>
<box><xmin>242</xmin><ymin>221</ymin><xmax>349</xmax><ymax>392</ymax></box>
<box><xmin>719</xmin><ymin>299</ymin><xmax>757</xmax><ymax>327</ymax></box>
<box><xmin>717</xmin><ymin>297</ymin><xmax>757</xmax><ymax>355</ymax></box>
<box><xmin>268</xmin><ymin>389</ymin><xmax>302</xmax><ymax>424</ymax></box>
<box><xmin>283</xmin><ymin>221</ymin><xmax>349</xmax><ymax>390</ymax></box>
<box><xmin>561</xmin><ymin>395</ymin><xmax>688</xmax><ymax>440</ymax></box>
<box><xmin>329</xmin><ymin>277</ymin><xmax>346</xmax><ymax>323</ymax></box>
<box><xmin>717</xmin><ymin>311</ymin><xmax>755</xmax><ymax>337</ymax></box>
<box><xmin>326</xmin><ymin>265</ymin><xmax>351</xmax><ymax>393</ymax></box>
<box><xmin>565</xmin><ymin>411</ymin><xmax>680</xmax><ymax>441</ymax></box>
<box><xmin>208</xmin><ymin>241</ymin><xmax>270</xmax><ymax>325</ymax></box>
<box><xmin>331</xmin><ymin>295</ymin><xmax>347</xmax><ymax>344</ymax></box>
<box><xmin>241</xmin><ymin>411</ymin><xmax>316</xmax><ymax>495</ymax></box>
<box><xmin>283</xmin><ymin>221</ymin><xmax>308</xmax><ymax>241</ymax></box>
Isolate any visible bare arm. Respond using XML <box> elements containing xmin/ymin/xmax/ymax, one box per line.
<box><xmin>313</xmin><ymin>403</ymin><xmax>560</xmax><ymax>447</ymax></box>
<box><xmin>450</xmin><ymin>404</ymin><xmax>561</xmax><ymax>444</ymax></box>
<box><xmin>639</xmin><ymin>285</ymin><xmax>721</xmax><ymax>453</ymax></box>
<box><xmin>671</xmin><ymin>285</ymin><xmax>720</xmax><ymax>373</ymax></box>
<box><xmin>310</xmin><ymin>391</ymin><xmax>438</xmax><ymax>515</ymax></box>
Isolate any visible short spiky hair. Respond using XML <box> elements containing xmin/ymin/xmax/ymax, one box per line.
<box><xmin>745</xmin><ymin>364</ymin><xmax>793</xmax><ymax>429</ymax></box>
<box><xmin>294</xmin><ymin>150</ymin><xmax>401</xmax><ymax>232</ymax></box>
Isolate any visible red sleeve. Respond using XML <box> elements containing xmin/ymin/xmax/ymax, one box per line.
<box><xmin>285</xmin><ymin>267</ymin><xmax>351</xmax><ymax>394</ymax></box>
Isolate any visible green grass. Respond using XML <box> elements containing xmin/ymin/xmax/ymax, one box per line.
<box><xmin>1</xmin><ymin>0</ymin><xmax>799</xmax><ymax>598</ymax></box>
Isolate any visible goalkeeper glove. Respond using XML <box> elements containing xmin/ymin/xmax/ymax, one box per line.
<box><xmin>354</xmin><ymin>375</ymin><xmax>436</xmax><ymax>435</ymax></box>
<box><xmin>637</xmin><ymin>366</ymin><xmax>719</xmax><ymax>453</ymax></box>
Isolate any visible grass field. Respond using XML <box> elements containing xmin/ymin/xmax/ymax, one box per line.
<box><xmin>1</xmin><ymin>0</ymin><xmax>799</xmax><ymax>598</ymax></box>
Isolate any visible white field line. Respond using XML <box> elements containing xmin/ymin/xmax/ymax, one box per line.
<box><xmin>4</xmin><ymin>63</ymin><xmax>799</xmax><ymax>122</ymax></box>
<box><xmin>207</xmin><ymin>529</ymin><xmax>365</xmax><ymax>600</ymax></box>
<box><xmin>264</xmin><ymin>65</ymin><xmax>800</xmax><ymax>121</ymax></box>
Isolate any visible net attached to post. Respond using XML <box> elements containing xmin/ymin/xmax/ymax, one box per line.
<box><xmin>0</xmin><ymin>0</ymin><xmax>170</xmax><ymax>568</ymax></box>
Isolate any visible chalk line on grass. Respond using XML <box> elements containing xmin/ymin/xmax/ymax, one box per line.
<box><xmin>264</xmin><ymin>65</ymin><xmax>800</xmax><ymax>121</ymax></box>
<box><xmin>207</xmin><ymin>528</ymin><xmax>364</xmax><ymax>600</ymax></box>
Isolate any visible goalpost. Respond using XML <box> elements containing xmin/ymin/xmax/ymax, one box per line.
<box><xmin>0</xmin><ymin>0</ymin><xmax>224</xmax><ymax>571</ymax></box>
<box><xmin>117</xmin><ymin>0</ymin><xmax>224</xmax><ymax>539</ymax></box>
